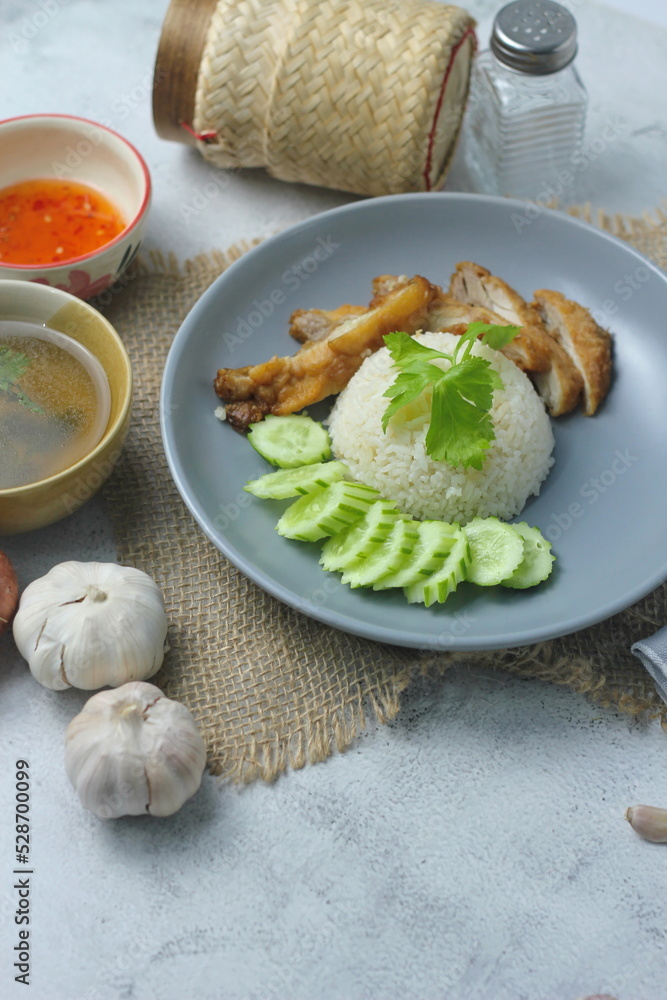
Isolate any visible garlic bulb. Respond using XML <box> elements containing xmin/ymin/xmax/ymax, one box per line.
<box><xmin>13</xmin><ymin>561</ymin><xmax>168</xmax><ymax>690</ymax></box>
<box><xmin>65</xmin><ymin>681</ymin><xmax>206</xmax><ymax>818</ymax></box>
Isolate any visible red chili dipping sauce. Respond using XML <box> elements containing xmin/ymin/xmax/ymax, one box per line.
<box><xmin>0</xmin><ymin>178</ymin><xmax>126</xmax><ymax>266</ymax></box>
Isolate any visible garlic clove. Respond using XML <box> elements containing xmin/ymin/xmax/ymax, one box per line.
<box><xmin>142</xmin><ymin>700</ymin><xmax>210</xmax><ymax>817</ymax></box>
<box><xmin>65</xmin><ymin>681</ymin><xmax>206</xmax><ymax>819</ymax></box>
<box><xmin>625</xmin><ymin>804</ymin><xmax>667</xmax><ymax>843</ymax></box>
<box><xmin>13</xmin><ymin>561</ymin><xmax>168</xmax><ymax>690</ymax></box>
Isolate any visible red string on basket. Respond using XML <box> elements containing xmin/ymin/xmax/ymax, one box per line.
<box><xmin>179</xmin><ymin>121</ymin><xmax>218</xmax><ymax>144</ymax></box>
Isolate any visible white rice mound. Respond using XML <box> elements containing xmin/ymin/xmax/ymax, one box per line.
<box><xmin>327</xmin><ymin>331</ymin><xmax>555</xmax><ymax>524</ymax></box>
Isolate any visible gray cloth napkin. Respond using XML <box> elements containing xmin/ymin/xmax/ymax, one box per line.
<box><xmin>631</xmin><ymin>626</ymin><xmax>667</xmax><ymax>704</ymax></box>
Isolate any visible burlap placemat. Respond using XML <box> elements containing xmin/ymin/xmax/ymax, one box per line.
<box><xmin>100</xmin><ymin>206</ymin><xmax>667</xmax><ymax>783</ymax></box>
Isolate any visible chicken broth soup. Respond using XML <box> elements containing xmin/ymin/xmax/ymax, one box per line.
<box><xmin>0</xmin><ymin>321</ymin><xmax>110</xmax><ymax>489</ymax></box>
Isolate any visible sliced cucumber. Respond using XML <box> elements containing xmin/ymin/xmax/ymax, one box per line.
<box><xmin>463</xmin><ymin>516</ymin><xmax>524</xmax><ymax>587</ymax></box>
<box><xmin>319</xmin><ymin>521</ymin><xmax>368</xmax><ymax>572</ymax></box>
<box><xmin>373</xmin><ymin>520</ymin><xmax>460</xmax><ymax>590</ymax></box>
<box><xmin>501</xmin><ymin>522</ymin><xmax>555</xmax><ymax>589</ymax></box>
<box><xmin>248</xmin><ymin>414</ymin><xmax>331</xmax><ymax>468</ymax></box>
<box><xmin>337</xmin><ymin>518</ymin><xmax>421</xmax><ymax>589</ymax></box>
<box><xmin>276</xmin><ymin>481</ymin><xmax>380</xmax><ymax>542</ymax></box>
<box><xmin>244</xmin><ymin>460</ymin><xmax>348</xmax><ymax>500</ymax></box>
<box><xmin>404</xmin><ymin>529</ymin><xmax>470</xmax><ymax>607</ymax></box>
<box><xmin>320</xmin><ymin>500</ymin><xmax>401</xmax><ymax>574</ymax></box>
<box><xmin>338</xmin><ymin>506</ymin><xmax>403</xmax><ymax>585</ymax></box>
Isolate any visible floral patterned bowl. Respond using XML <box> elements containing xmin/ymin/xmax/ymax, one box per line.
<box><xmin>0</xmin><ymin>114</ymin><xmax>151</xmax><ymax>299</ymax></box>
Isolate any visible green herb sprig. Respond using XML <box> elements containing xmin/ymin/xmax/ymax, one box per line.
<box><xmin>381</xmin><ymin>323</ymin><xmax>520</xmax><ymax>471</ymax></box>
<box><xmin>0</xmin><ymin>346</ymin><xmax>45</xmax><ymax>415</ymax></box>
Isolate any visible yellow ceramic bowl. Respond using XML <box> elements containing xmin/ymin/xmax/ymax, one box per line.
<box><xmin>0</xmin><ymin>280</ymin><xmax>132</xmax><ymax>534</ymax></box>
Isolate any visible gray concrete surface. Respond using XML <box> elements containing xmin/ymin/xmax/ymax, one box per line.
<box><xmin>1</xmin><ymin>1</ymin><xmax>666</xmax><ymax>997</ymax></box>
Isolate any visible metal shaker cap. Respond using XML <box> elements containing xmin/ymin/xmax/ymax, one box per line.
<box><xmin>490</xmin><ymin>0</ymin><xmax>578</xmax><ymax>74</ymax></box>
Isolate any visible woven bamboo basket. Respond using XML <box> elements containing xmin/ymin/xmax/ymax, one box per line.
<box><xmin>153</xmin><ymin>0</ymin><xmax>476</xmax><ymax>196</ymax></box>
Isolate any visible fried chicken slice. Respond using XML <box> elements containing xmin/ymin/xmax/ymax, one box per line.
<box><xmin>424</xmin><ymin>291</ymin><xmax>508</xmax><ymax>332</ymax></box>
<box><xmin>371</xmin><ymin>274</ymin><xmax>410</xmax><ymax>298</ymax></box>
<box><xmin>288</xmin><ymin>276</ymin><xmax>415</xmax><ymax>345</ymax></box>
<box><xmin>216</xmin><ymin>276</ymin><xmax>437</xmax><ymax>430</ymax></box>
<box><xmin>425</xmin><ymin>293</ymin><xmax>580</xmax><ymax>406</ymax></box>
<box><xmin>531</xmin><ymin>354</ymin><xmax>584</xmax><ymax>417</ymax></box>
<box><xmin>449</xmin><ymin>261</ymin><xmax>552</xmax><ymax>373</ymax></box>
<box><xmin>369</xmin><ymin>278</ymin><xmax>515</xmax><ymax>346</ymax></box>
<box><xmin>289</xmin><ymin>270</ymin><xmax>544</xmax><ymax>368</ymax></box>
<box><xmin>289</xmin><ymin>304</ymin><xmax>367</xmax><ymax>344</ymax></box>
<box><xmin>533</xmin><ymin>289</ymin><xmax>612</xmax><ymax>416</ymax></box>
<box><xmin>449</xmin><ymin>261</ymin><xmax>584</xmax><ymax>416</ymax></box>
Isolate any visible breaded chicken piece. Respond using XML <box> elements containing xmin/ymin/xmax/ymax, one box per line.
<box><xmin>289</xmin><ymin>304</ymin><xmax>367</xmax><ymax>344</ymax></box>
<box><xmin>216</xmin><ymin>276</ymin><xmax>438</xmax><ymax>430</ymax></box>
<box><xmin>287</xmin><ymin>272</ymin><xmax>562</xmax><ymax>395</ymax></box>
<box><xmin>288</xmin><ymin>276</ymin><xmax>415</xmax><ymax>345</ymax></box>
<box><xmin>369</xmin><ymin>279</ymin><xmax>515</xmax><ymax>346</ymax></box>
<box><xmin>371</xmin><ymin>274</ymin><xmax>410</xmax><ymax>298</ymax></box>
<box><xmin>424</xmin><ymin>291</ymin><xmax>508</xmax><ymax>333</ymax></box>
<box><xmin>449</xmin><ymin>261</ymin><xmax>584</xmax><ymax>416</ymax></box>
<box><xmin>531</xmin><ymin>352</ymin><xmax>584</xmax><ymax>417</ymax></box>
<box><xmin>533</xmin><ymin>289</ymin><xmax>612</xmax><ymax>416</ymax></box>
<box><xmin>449</xmin><ymin>261</ymin><xmax>553</xmax><ymax>372</ymax></box>
<box><xmin>288</xmin><ymin>277</ymin><xmax>503</xmax><ymax>351</ymax></box>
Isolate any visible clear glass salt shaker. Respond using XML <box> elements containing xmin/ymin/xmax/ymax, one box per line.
<box><xmin>462</xmin><ymin>0</ymin><xmax>588</xmax><ymax>200</ymax></box>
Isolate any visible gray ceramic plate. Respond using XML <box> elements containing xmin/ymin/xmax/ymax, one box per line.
<box><xmin>161</xmin><ymin>193</ymin><xmax>667</xmax><ymax>651</ymax></box>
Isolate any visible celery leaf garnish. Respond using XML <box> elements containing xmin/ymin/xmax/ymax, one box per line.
<box><xmin>381</xmin><ymin>323</ymin><xmax>520</xmax><ymax>470</ymax></box>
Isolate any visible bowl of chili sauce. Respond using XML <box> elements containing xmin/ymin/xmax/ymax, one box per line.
<box><xmin>0</xmin><ymin>114</ymin><xmax>151</xmax><ymax>299</ymax></box>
